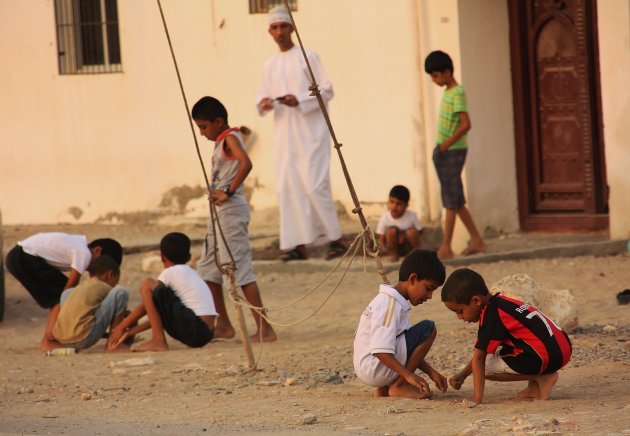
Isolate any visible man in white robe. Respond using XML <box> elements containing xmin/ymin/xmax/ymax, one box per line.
<box><xmin>256</xmin><ymin>6</ymin><xmax>345</xmax><ymax>261</ymax></box>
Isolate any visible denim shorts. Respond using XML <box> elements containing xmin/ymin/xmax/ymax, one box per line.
<box><xmin>432</xmin><ymin>147</ymin><xmax>467</xmax><ymax>209</ymax></box>
<box><xmin>404</xmin><ymin>320</ymin><xmax>436</xmax><ymax>361</ymax></box>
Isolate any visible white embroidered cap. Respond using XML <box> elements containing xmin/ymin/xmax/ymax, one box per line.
<box><xmin>268</xmin><ymin>6</ymin><xmax>292</xmax><ymax>26</ymax></box>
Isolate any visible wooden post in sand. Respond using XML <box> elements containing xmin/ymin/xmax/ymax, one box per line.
<box><xmin>228</xmin><ymin>272</ymin><xmax>256</xmax><ymax>369</ymax></box>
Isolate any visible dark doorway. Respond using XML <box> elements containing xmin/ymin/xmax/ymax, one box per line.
<box><xmin>508</xmin><ymin>0</ymin><xmax>608</xmax><ymax>231</ymax></box>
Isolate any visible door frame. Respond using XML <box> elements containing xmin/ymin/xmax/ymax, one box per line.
<box><xmin>507</xmin><ymin>0</ymin><xmax>608</xmax><ymax>232</ymax></box>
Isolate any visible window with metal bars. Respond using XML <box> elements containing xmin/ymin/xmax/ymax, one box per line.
<box><xmin>54</xmin><ymin>0</ymin><xmax>122</xmax><ymax>74</ymax></box>
<box><xmin>249</xmin><ymin>0</ymin><xmax>297</xmax><ymax>14</ymax></box>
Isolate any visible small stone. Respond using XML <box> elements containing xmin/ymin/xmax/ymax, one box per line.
<box><xmin>80</xmin><ymin>393</ymin><xmax>92</xmax><ymax>401</ymax></box>
<box><xmin>300</xmin><ymin>413</ymin><xmax>317</xmax><ymax>425</ymax></box>
<box><xmin>284</xmin><ymin>377</ymin><xmax>296</xmax><ymax>386</ymax></box>
<box><xmin>256</xmin><ymin>380</ymin><xmax>278</xmax><ymax>386</ymax></box>
<box><xmin>603</xmin><ymin>325</ymin><xmax>617</xmax><ymax>333</ymax></box>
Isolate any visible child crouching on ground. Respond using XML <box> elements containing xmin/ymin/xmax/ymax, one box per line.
<box><xmin>441</xmin><ymin>268</ymin><xmax>572</xmax><ymax>405</ymax></box>
<box><xmin>376</xmin><ymin>185</ymin><xmax>423</xmax><ymax>262</ymax></box>
<box><xmin>49</xmin><ymin>255</ymin><xmax>128</xmax><ymax>352</ymax></box>
<box><xmin>353</xmin><ymin>249</ymin><xmax>448</xmax><ymax>399</ymax></box>
<box><xmin>107</xmin><ymin>232</ymin><xmax>217</xmax><ymax>352</ymax></box>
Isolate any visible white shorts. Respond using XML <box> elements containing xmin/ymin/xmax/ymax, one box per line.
<box><xmin>485</xmin><ymin>349</ymin><xmax>518</xmax><ymax>375</ymax></box>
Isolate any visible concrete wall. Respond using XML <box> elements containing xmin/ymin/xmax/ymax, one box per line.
<box><xmin>0</xmin><ymin>0</ymin><xmax>627</xmax><ymax>243</ymax></box>
<box><xmin>0</xmin><ymin>0</ymin><xmax>434</xmax><ymax>226</ymax></box>
<box><xmin>416</xmin><ymin>0</ymin><xmax>519</xmax><ymax>251</ymax></box>
<box><xmin>598</xmin><ymin>0</ymin><xmax>630</xmax><ymax>239</ymax></box>
<box><xmin>457</xmin><ymin>0</ymin><xmax>519</xmax><ymax>234</ymax></box>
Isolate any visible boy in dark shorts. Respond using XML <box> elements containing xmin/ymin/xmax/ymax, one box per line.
<box><xmin>5</xmin><ymin>232</ymin><xmax>123</xmax><ymax>351</ymax></box>
<box><xmin>424</xmin><ymin>50</ymin><xmax>485</xmax><ymax>260</ymax></box>
<box><xmin>353</xmin><ymin>249</ymin><xmax>448</xmax><ymax>399</ymax></box>
<box><xmin>107</xmin><ymin>232</ymin><xmax>217</xmax><ymax>352</ymax></box>
<box><xmin>376</xmin><ymin>185</ymin><xmax>423</xmax><ymax>262</ymax></box>
<box><xmin>441</xmin><ymin>268</ymin><xmax>572</xmax><ymax>405</ymax></box>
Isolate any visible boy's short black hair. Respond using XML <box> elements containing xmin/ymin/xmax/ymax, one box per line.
<box><xmin>389</xmin><ymin>185</ymin><xmax>410</xmax><ymax>203</ymax></box>
<box><xmin>160</xmin><ymin>232</ymin><xmax>191</xmax><ymax>265</ymax></box>
<box><xmin>424</xmin><ymin>50</ymin><xmax>454</xmax><ymax>74</ymax></box>
<box><xmin>441</xmin><ymin>268</ymin><xmax>489</xmax><ymax>304</ymax></box>
<box><xmin>88</xmin><ymin>238</ymin><xmax>123</xmax><ymax>266</ymax></box>
<box><xmin>398</xmin><ymin>249</ymin><xmax>445</xmax><ymax>285</ymax></box>
<box><xmin>191</xmin><ymin>96</ymin><xmax>228</xmax><ymax>123</ymax></box>
<box><xmin>87</xmin><ymin>255</ymin><xmax>120</xmax><ymax>277</ymax></box>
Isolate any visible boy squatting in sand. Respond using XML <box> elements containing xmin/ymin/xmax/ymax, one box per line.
<box><xmin>376</xmin><ymin>185</ymin><xmax>423</xmax><ymax>262</ymax></box>
<box><xmin>441</xmin><ymin>268</ymin><xmax>572</xmax><ymax>405</ymax></box>
<box><xmin>107</xmin><ymin>232</ymin><xmax>218</xmax><ymax>352</ymax></box>
<box><xmin>353</xmin><ymin>249</ymin><xmax>448</xmax><ymax>399</ymax></box>
<box><xmin>4</xmin><ymin>232</ymin><xmax>123</xmax><ymax>351</ymax></box>
<box><xmin>49</xmin><ymin>255</ymin><xmax>129</xmax><ymax>352</ymax></box>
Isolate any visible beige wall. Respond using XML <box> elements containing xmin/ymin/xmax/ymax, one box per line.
<box><xmin>598</xmin><ymin>0</ymin><xmax>630</xmax><ymax>239</ymax></box>
<box><xmin>1</xmin><ymin>0</ymin><xmax>628</xmax><ymax>242</ymax></box>
<box><xmin>0</xmin><ymin>0</ymin><xmax>437</xmax><ymax>226</ymax></box>
<box><xmin>457</xmin><ymin>0</ymin><xmax>519</xmax><ymax>233</ymax></box>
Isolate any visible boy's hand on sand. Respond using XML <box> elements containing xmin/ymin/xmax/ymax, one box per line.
<box><xmin>107</xmin><ymin>327</ymin><xmax>125</xmax><ymax>351</ymax></box>
<box><xmin>430</xmin><ymin>370</ymin><xmax>448</xmax><ymax>392</ymax></box>
<box><xmin>405</xmin><ymin>373</ymin><xmax>430</xmax><ymax>393</ymax></box>
<box><xmin>449</xmin><ymin>373</ymin><xmax>466</xmax><ymax>390</ymax></box>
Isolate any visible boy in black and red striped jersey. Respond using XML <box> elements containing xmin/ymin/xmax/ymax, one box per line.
<box><xmin>441</xmin><ymin>268</ymin><xmax>572</xmax><ymax>406</ymax></box>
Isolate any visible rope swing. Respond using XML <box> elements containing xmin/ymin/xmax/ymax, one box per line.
<box><xmin>156</xmin><ymin>0</ymin><xmax>390</xmax><ymax>369</ymax></box>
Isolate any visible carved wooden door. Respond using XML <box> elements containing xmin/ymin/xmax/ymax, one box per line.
<box><xmin>508</xmin><ymin>0</ymin><xmax>607</xmax><ymax>231</ymax></box>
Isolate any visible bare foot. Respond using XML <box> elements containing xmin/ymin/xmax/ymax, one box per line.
<box><xmin>516</xmin><ymin>380</ymin><xmax>540</xmax><ymax>399</ymax></box>
<box><xmin>388</xmin><ymin>382</ymin><xmax>431</xmax><ymax>399</ymax></box>
<box><xmin>374</xmin><ymin>386</ymin><xmax>389</xmax><ymax>397</ymax></box>
<box><xmin>213</xmin><ymin>325</ymin><xmax>236</xmax><ymax>340</ymax></box>
<box><xmin>131</xmin><ymin>339</ymin><xmax>169</xmax><ymax>352</ymax></box>
<box><xmin>437</xmin><ymin>247</ymin><xmax>455</xmax><ymax>260</ymax></box>
<box><xmin>461</xmin><ymin>241</ymin><xmax>487</xmax><ymax>256</ymax></box>
<box><xmin>535</xmin><ymin>372</ymin><xmax>559</xmax><ymax>400</ymax></box>
<box><xmin>250</xmin><ymin>329</ymin><xmax>278</xmax><ymax>343</ymax></box>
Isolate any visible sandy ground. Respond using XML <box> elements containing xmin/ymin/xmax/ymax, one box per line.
<box><xmin>1</xmin><ymin>222</ymin><xmax>629</xmax><ymax>435</ymax></box>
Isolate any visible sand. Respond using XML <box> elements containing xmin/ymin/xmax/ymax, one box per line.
<box><xmin>1</xmin><ymin>222</ymin><xmax>629</xmax><ymax>435</ymax></box>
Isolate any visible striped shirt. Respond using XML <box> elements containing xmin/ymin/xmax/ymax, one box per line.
<box><xmin>353</xmin><ymin>284</ymin><xmax>411</xmax><ymax>386</ymax></box>
<box><xmin>476</xmin><ymin>294</ymin><xmax>572</xmax><ymax>374</ymax></box>
<box><xmin>437</xmin><ymin>85</ymin><xmax>468</xmax><ymax>150</ymax></box>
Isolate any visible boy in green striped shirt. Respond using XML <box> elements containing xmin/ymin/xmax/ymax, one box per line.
<box><xmin>425</xmin><ymin>50</ymin><xmax>485</xmax><ymax>260</ymax></box>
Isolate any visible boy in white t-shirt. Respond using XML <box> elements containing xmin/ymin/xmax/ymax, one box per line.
<box><xmin>376</xmin><ymin>185</ymin><xmax>423</xmax><ymax>262</ymax></box>
<box><xmin>5</xmin><ymin>232</ymin><xmax>123</xmax><ymax>351</ymax></box>
<box><xmin>107</xmin><ymin>232</ymin><xmax>218</xmax><ymax>352</ymax></box>
<box><xmin>353</xmin><ymin>249</ymin><xmax>447</xmax><ymax>399</ymax></box>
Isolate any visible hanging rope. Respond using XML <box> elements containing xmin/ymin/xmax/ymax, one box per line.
<box><xmin>155</xmin><ymin>1</ymin><xmax>390</xmax><ymax>369</ymax></box>
<box><xmin>156</xmin><ymin>0</ymin><xmax>255</xmax><ymax>368</ymax></box>
<box><xmin>282</xmin><ymin>0</ymin><xmax>389</xmax><ymax>284</ymax></box>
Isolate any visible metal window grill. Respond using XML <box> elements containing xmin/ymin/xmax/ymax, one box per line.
<box><xmin>249</xmin><ymin>0</ymin><xmax>297</xmax><ymax>14</ymax></box>
<box><xmin>54</xmin><ymin>0</ymin><xmax>122</xmax><ymax>74</ymax></box>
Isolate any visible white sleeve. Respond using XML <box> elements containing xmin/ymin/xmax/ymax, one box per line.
<box><xmin>412</xmin><ymin>212</ymin><xmax>422</xmax><ymax>231</ymax></box>
<box><xmin>368</xmin><ymin>300</ymin><xmax>400</xmax><ymax>354</ymax></box>
<box><xmin>70</xmin><ymin>247</ymin><xmax>92</xmax><ymax>273</ymax></box>
<box><xmin>376</xmin><ymin>213</ymin><xmax>388</xmax><ymax>236</ymax></box>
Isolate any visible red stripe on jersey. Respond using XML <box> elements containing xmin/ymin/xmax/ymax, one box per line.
<box><xmin>498</xmin><ymin>308</ymin><xmax>550</xmax><ymax>373</ymax></box>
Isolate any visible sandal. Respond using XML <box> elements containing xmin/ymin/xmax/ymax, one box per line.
<box><xmin>325</xmin><ymin>241</ymin><xmax>347</xmax><ymax>260</ymax></box>
<box><xmin>279</xmin><ymin>248</ymin><xmax>307</xmax><ymax>262</ymax></box>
